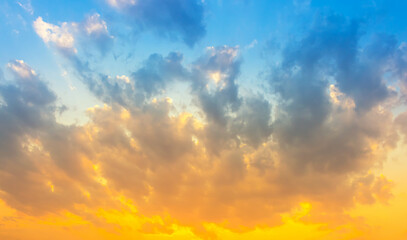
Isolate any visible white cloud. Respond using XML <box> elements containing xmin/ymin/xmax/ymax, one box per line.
<box><xmin>116</xmin><ymin>75</ymin><xmax>130</xmax><ymax>83</ymax></box>
<box><xmin>84</xmin><ymin>13</ymin><xmax>110</xmax><ymax>36</ymax></box>
<box><xmin>33</xmin><ymin>15</ymin><xmax>113</xmax><ymax>56</ymax></box>
<box><xmin>17</xmin><ymin>0</ymin><xmax>34</xmax><ymax>15</ymax></box>
<box><xmin>107</xmin><ymin>0</ymin><xmax>136</xmax><ymax>8</ymax></box>
<box><xmin>246</xmin><ymin>39</ymin><xmax>258</xmax><ymax>49</ymax></box>
<box><xmin>33</xmin><ymin>17</ymin><xmax>76</xmax><ymax>54</ymax></box>
<box><xmin>7</xmin><ymin>60</ymin><xmax>36</xmax><ymax>79</ymax></box>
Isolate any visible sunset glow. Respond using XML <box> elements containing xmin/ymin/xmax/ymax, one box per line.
<box><xmin>1</xmin><ymin>0</ymin><xmax>407</xmax><ymax>239</ymax></box>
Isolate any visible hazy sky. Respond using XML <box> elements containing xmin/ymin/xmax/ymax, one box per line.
<box><xmin>1</xmin><ymin>0</ymin><xmax>407</xmax><ymax>239</ymax></box>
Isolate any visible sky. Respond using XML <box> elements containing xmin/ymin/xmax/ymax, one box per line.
<box><xmin>1</xmin><ymin>0</ymin><xmax>407</xmax><ymax>239</ymax></box>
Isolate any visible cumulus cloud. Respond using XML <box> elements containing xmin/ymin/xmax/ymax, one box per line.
<box><xmin>33</xmin><ymin>17</ymin><xmax>76</xmax><ymax>55</ymax></box>
<box><xmin>132</xmin><ymin>52</ymin><xmax>188</xmax><ymax>97</ymax></box>
<box><xmin>33</xmin><ymin>14</ymin><xmax>113</xmax><ymax>56</ymax></box>
<box><xmin>80</xmin><ymin>13</ymin><xmax>403</xmax><ymax>233</ymax></box>
<box><xmin>0</xmin><ymin>60</ymin><xmax>81</xmax><ymax>213</ymax></box>
<box><xmin>4</xmin><ymin>9</ymin><xmax>407</xmax><ymax>240</ymax></box>
<box><xmin>267</xmin><ymin>14</ymin><xmax>400</xmax><ymax>177</ymax></box>
<box><xmin>106</xmin><ymin>0</ymin><xmax>206</xmax><ymax>47</ymax></box>
<box><xmin>192</xmin><ymin>46</ymin><xmax>241</xmax><ymax>125</ymax></box>
<box><xmin>72</xmin><ymin>45</ymin><xmax>268</xmax><ymax>153</ymax></box>
<box><xmin>231</xmin><ymin>96</ymin><xmax>273</xmax><ymax>147</ymax></box>
<box><xmin>2</xmin><ymin>50</ymin><xmax>392</xmax><ymax>237</ymax></box>
<box><xmin>274</xmin><ymin>14</ymin><xmax>396</xmax><ymax>112</ymax></box>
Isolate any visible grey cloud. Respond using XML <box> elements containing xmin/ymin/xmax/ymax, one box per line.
<box><xmin>72</xmin><ymin>45</ymin><xmax>273</xmax><ymax>156</ymax></box>
<box><xmin>0</xmin><ymin>61</ymin><xmax>94</xmax><ymax>214</ymax></box>
<box><xmin>231</xmin><ymin>96</ymin><xmax>273</xmax><ymax>148</ymax></box>
<box><xmin>268</xmin><ymin>14</ymin><xmax>399</xmax><ymax>175</ymax></box>
<box><xmin>395</xmin><ymin>111</ymin><xmax>407</xmax><ymax>141</ymax></box>
<box><xmin>279</xmin><ymin>14</ymin><xmax>397</xmax><ymax>112</ymax></box>
<box><xmin>192</xmin><ymin>46</ymin><xmax>241</xmax><ymax>125</ymax></box>
<box><xmin>336</xmin><ymin>33</ymin><xmax>398</xmax><ymax>110</ymax></box>
<box><xmin>68</xmin><ymin>51</ymin><xmax>188</xmax><ymax>109</ymax></box>
<box><xmin>132</xmin><ymin>52</ymin><xmax>187</xmax><ymax>97</ymax></box>
<box><xmin>69</xmin><ymin>45</ymin><xmax>244</xmax><ymax>138</ymax></box>
<box><xmin>393</xmin><ymin>42</ymin><xmax>407</xmax><ymax>99</ymax></box>
<box><xmin>28</xmin><ymin>11</ymin><xmax>403</xmax><ymax>232</ymax></box>
<box><xmin>0</xmin><ymin>51</ymin><xmax>397</xmax><ymax>235</ymax></box>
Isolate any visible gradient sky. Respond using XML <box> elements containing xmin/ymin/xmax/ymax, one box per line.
<box><xmin>1</xmin><ymin>0</ymin><xmax>407</xmax><ymax>239</ymax></box>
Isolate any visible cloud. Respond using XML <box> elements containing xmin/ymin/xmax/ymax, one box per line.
<box><xmin>80</xmin><ymin>13</ymin><xmax>114</xmax><ymax>55</ymax></box>
<box><xmin>245</xmin><ymin>39</ymin><xmax>258</xmax><ymax>49</ymax></box>
<box><xmin>0</xmin><ymin>60</ymin><xmax>79</xmax><ymax>213</ymax></box>
<box><xmin>395</xmin><ymin>110</ymin><xmax>407</xmax><ymax>141</ymax></box>
<box><xmin>48</xmin><ymin>41</ymin><xmax>396</xmax><ymax>235</ymax></box>
<box><xmin>5</xmin><ymin>11</ymin><xmax>407</xmax><ymax>239</ymax></box>
<box><xmin>83</xmin><ymin>13</ymin><xmax>109</xmax><ymax>36</ymax></box>
<box><xmin>231</xmin><ymin>96</ymin><xmax>273</xmax><ymax>147</ymax></box>
<box><xmin>393</xmin><ymin>42</ymin><xmax>407</xmax><ymax>99</ymax></box>
<box><xmin>17</xmin><ymin>0</ymin><xmax>34</xmax><ymax>15</ymax></box>
<box><xmin>106</xmin><ymin>0</ymin><xmax>136</xmax><ymax>8</ymax></box>
<box><xmin>265</xmin><ymin>14</ymin><xmax>403</xmax><ymax>178</ymax></box>
<box><xmin>7</xmin><ymin>59</ymin><xmax>37</xmax><ymax>79</ymax></box>
<box><xmin>33</xmin><ymin>14</ymin><xmax>113</xmax><ymax>56</ymax></box>
<box><xmin>192</xmin><ymin>46</ymin><xmax>241</xmax><ymax>125</ymax></box>
<box><xmin>0</xmin><ymin>50</ymin><xmax>399</xmax><ymax>239</ymax></box>
<box><xmin>107</xmin><ymin>0</ymin><xmax>206</xmax><ymax>47</ymax></box>
<box><xmin>132</xmin><ymin>52</ymin><xmax>188</xmax><ymax>97</ymax></box>
<box><xmin>353</xmin><ymin>174</ymin><xmax>394</xmax><ymax>204</ymax></box>
<box><xmin>33</xmin><ymin>17</ymin><xmax>76</xmax><ymax>55</ymax></box>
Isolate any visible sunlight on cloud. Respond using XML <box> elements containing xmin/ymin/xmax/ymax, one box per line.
<box><xmin>7</xmin><ymin>59</ymin><xmax>37</xmax><ymax>79</ymax></box>
<box><xmin>33</xmin><ymin>17</ymin><xmax>76</xmax><ymax>53</ymax></box>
